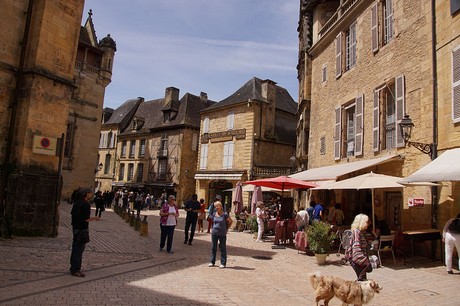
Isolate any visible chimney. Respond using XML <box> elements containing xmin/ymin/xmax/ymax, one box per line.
<box><xmin>165</xmin><ymin>87</ymin><xmax>179</xmax><ymax>102</ymax></box>
<box><xmin>261</xmin><ymin>79</ymin><xmax>277</xmax><ymax>103</ymax></box>
<box><xmin>200</xmin><ymin>92</ymin><xmax>208</xmax><ymax>102</ymax></box>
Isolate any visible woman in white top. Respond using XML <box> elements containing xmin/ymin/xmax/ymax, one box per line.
<box><xmin>159</xmin><ymin>195</ymin><xmax>179</xmax><ymax>254</ymax></box>
<box><xmin>443</xmin><ymin>213</ymin><xmax>460</xmax><ymax>274</ymax></box>
<box><xmin>256</xmin><ymin>201</ymin><xmax>265</xmax><ymax>242</ymax></box>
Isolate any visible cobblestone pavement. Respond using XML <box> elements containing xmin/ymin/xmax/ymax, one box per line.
<box><xmin>0</xmin><ymin>204</ymin><xmax>458</xmax><ymax>305</ymax></box>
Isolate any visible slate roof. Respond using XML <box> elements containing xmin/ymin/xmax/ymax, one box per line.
<box><xmin>119</xmin><ymin>92</ymin><xmax>216</xmax><ymax>136</ymax></box>
<box><xmin>203</xmin><ymin>77</ymin><xmax>297</xmax><ymax>114</ymax></box>
<box><xmin>103</xmin><ymin>97</ymin><xmax>143</xmax><ymax>132</ymax></box>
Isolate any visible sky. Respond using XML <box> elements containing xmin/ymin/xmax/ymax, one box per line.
<box><xmin>82</xmin><ymin>0</ymin><xmax>300</xmax><ymax>109</ymax></box>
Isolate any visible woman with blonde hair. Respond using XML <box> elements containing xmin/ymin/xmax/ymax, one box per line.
<box><xmin>208</xmin><ymin>201</ymin><xmax>232</xmax><ymax>268</ymax></box>
<box><xmin>347</xmin><ymin>214</ymin><xmax>372</xmax><ymax>281</ymax></box>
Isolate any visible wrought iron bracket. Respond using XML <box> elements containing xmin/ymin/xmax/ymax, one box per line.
<box><xmin>407</xmin><ymin>141</ymin><xmax>432</xmax><ymax>155</ymax></box>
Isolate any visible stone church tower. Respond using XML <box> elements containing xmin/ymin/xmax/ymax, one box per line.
<box><xmin>0</xmin><ymin>1</ymin><xmax>115</xmax><ymax>237</ymax></box>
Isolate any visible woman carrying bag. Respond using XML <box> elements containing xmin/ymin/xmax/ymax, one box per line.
<box><xmin>346</xmin><ymin>214</ymin><xmax>372</xmax><ymax>281</ymax></box>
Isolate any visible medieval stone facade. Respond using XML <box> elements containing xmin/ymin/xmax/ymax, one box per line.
<box><xmin>296</xmin><ymin>0</ymin><xmax>459</xmax><ymax>231</ymax></box>
<box><xmin>0</xmin><ymin>1</ymin><xmax>114</xmax><ymax>236</ymax></box>
<box><xmin>195</xmin><ymin>77</ymin><xmax>297</xmax><ymax>210</ymax></box>
<box><xmin>98</xmin><ymin>88</ymin><xmax>214</xmax><ymax>205</ymax></box>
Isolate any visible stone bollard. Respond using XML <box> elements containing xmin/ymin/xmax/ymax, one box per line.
<box><xmin>140</xmin><ymin>216</ymin><xmax>148</xmax><ymax>236</ymax></box>
<box><xmin>125</xmin><ymin>209</ymin><xmax>131</xmax><ymax>223</ymax></box>
<box><xmin>129</xmin><ymin>211</ymin><xmax>135</xmax><ymax>227</ymax></box>
<box><xmin>134</xmin><ymin>213</ymin><xmax>141</xmax><ymax>231</ymax></box>
<box><xmin>120</xmin><ymin>207</ymin><xmax>126</xmax><ymax>219</ymax></box>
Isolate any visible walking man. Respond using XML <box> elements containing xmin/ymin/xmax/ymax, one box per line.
<box><xmin>184</xmin><ymin>194</ymin><xmax>201</xmax><ymax>245</ymax></box>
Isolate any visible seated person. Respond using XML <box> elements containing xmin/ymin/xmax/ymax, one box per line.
<box><xmin>371</xmin><ymin>219</ymin><xmax>392</xmax><ymax>249</ymax></box>
<box><xmin>239</xmin><ymin>206</ymin><xmax>249</xmax><ymax>220</ymax></box>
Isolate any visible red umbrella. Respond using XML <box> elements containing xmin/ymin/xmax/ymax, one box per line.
<box><xmin>244</xmin><ymin>176</ymin><xmax>317</xmax><ymax>192</ymax></box>
<box><xmin>232</xmin><ymin>181</ymin><xmax>243</xmax><ymax>214</ymax></box>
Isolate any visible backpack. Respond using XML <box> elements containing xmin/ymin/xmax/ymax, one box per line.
<box><xmin>448</xmin><ymin>218</ymin><xmax>460</xmax><ymax>234</ymax></box>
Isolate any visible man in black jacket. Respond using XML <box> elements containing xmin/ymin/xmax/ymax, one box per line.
<box><xmin>70</xmin><ymin>187</ymin><xmax>99</xmax><ymax>277</ymax></box>
<box><xmin>184</xmin><ymin>194</ymin><xmax>201</xmax><ymax>245</ymax></box>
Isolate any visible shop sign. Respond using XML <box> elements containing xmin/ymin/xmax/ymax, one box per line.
<box><xmin>408</xmin><ymin>197</ymin><xmax>425</xmax><ymax>207</ymax></box>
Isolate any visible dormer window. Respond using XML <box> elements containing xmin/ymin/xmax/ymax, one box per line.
<box><xmin>132</xmin><ymin>117</ymin><xmax>145</xmax><ymax>131</ymax></box>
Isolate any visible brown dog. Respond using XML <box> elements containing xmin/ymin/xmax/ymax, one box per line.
<box><xmin>309</xmin><ymin>272</ymin><xmax>382</xmax><ymax>306</ymax></box>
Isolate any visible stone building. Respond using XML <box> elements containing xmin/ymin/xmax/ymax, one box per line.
<box><xmin>295</xmin><ymin>0</ymin><xmax>459</xmax><ymax>231</ymax></box>
<box><xmin>62</xmin><ymin>10</ymin><xmax>116</xmax><ymax>199</ymax></box>
<box><xmin>100</xmin><ymin>88</ymin><xmax>215</xmax><ymax>204</ymax></box>
<box><xmin>96</xmin><ymin>98</ymin><xmax>143</xmax><ymax>193</ymax></box>
<box><xmin>195</xmin><ymin>77</ymin><xmax>297</xmax><ymax>210</ymax></box>
<box><xmin>0</xmin><ymin>1</ymin><xmax>114</xmax><ymax>237</ymax></box>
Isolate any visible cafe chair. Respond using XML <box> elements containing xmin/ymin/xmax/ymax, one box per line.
<box><xmin>377</xmin><ymin>234</ymin><xmax>396</xmax><ymax>266</ymax></box>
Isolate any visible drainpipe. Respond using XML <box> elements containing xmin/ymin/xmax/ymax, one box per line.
<box><xmin>430</xmin><ymin>0</ymin><xmax>438</xmax><ymax>229</ymax></box>
<box><xmin>0</xmin><ymin>0</ymin><xmax>34</xmax><ymax>238</ymax></box>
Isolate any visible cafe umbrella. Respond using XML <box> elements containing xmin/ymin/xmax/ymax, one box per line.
<box><xmin>232</xmin><ymin>181</ymin><xmax>243</xmax><ymax>214</ymax></box>
<box><xmin>250</xmin><ymin>185</ymin><xmax>263</xmax><ymax>214</ymax></box>
<box><xmin>313</xmin><ymin>172</ymin><xmax>404</xmax><ymax>231</ymax></box>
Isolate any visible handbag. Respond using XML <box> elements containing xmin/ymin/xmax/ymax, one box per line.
<box><xmin>78</xmin><ymin>229</ymin><xmax>90</xmax><ymax>244</ymax></box>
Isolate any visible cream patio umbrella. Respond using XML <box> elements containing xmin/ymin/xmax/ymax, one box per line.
<box><xmin>313</xmin><ymin>172</ymin><xmax>405</xmax><ymax>230</ymax></box>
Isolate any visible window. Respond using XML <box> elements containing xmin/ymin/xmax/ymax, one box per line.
<box><xmin>200</xmin><ymin>144</ymin><xmax>208</xmax><ymax>170</ymax></box>
<box><xmin>203</xmin><ymin>117</ymin><xmax>210</xmax><ymax>133</ymax></box>
<box><xmin>335</xmin><ymin>21</ymin><xmax>356</xmax><ymax>77</ymax></box>
<box><xmin>227</xmin><ymin>112</ymin><xmax>234</xmax><ymax>130</ymax></box>
<box><xmin>158</xmin><ymin>159</ymin><xmax>167</xmax><ymax>180</ymax></box>
<box><xmin>192</xmin><ymin>133</ymin><xmax>198</xmax><ymax>151</ymax></box>
<box><xmin>107</xmin><ymin>131</ymin><xmax>114</xmax><ymax>148</ymax></box>
<box><xmin>371</xmin><ymin>0</ymin><xmax>394</xmax><ymax>52</ymax></box>
<box><xmin>320</xmin><ymin>136</ymin><xmax>326</xmax><ymax>155</ymax></box>
<box><xmin>129</xmin><ymin>140</ymin><xmax>136</xmax><ymax>158</ymax></box>
<box><xmin>119</xmin><ymin>163</ymin><xmax>125</xmax><ymax>180</ymax></box>
<box><xmin>159</xmin><ymin>133</ymin><xmax>168</xmax><ymax>156</ymax></box>
<box><xmin>322</xmin><ymin>64</ymin><xmax>327</xmax><ymax>83</ymax></box>
<box><xmin>383</xmin><ymin>0</ymin><xmax>394</xmax><ymax>45</ymax></box>
<box><xmin>64</xmin><ymin>119</ymin><xmax>75</xmax><ymax>158</ymax></box>
<box><xmin>136</xmin><ymin>163</ymin><xmax>144</xmax><ymax>182</ymax></box>
<box><xmin>373</xmin><ymin>75</ymin><xmax>405</xmax><ymax>152</ymax></box>
<box><xmin>121</xmin><ymin>141</ymin><xmax>127</xmax><ymax>157</ymax></box>
<box><xmin>99</xmin><ymin>133</ymin><xmax>105</xmax><ymax>148</ymax></box>
<box><xmin>127</xmin><ymin>163</ymin><xmax>134</xmax><ymax>181</ymax></box>
<box><xmin>345</xmin><ymin>22</ymin><xmax>356</xmax><ymax>71</ymax></box>
<box><xmin>334</xmin><ymin>95</ymin><xmax>363</xmax><ymax>160</ymax></box>
<box><xmin>223</xmin><ymin>141</ymin><xmax>234</xmax><ymax>169</ymax></box>
<box><xmin>453</xmin><ymin>45</ymin><xmax>460</xmax><ymax>123</ymax></box>
<box><xmin>104</xmin><ymin>154</ymin><xmax>111</xmax><ymax>174</ymax></box>
<box><xmin>139</xmin><ymin>139</ymin><xmax>146</xmax><ymax>157</ymax></box>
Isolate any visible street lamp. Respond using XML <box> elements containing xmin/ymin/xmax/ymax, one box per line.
<box><xmin>399</xmin><ymin>115</ymin><xmax>433</xmax><ymax>156</ymax></box>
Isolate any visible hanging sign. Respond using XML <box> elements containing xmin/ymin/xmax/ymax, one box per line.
<box><xmin>408</xmin><ymin>197</ymin><xmax>425</xmax><ymax>207</ymax></box>
<box><xmin>33</xmin><ymin>135</ymin><xmax>57</xmax><ymax>156</ymax></box>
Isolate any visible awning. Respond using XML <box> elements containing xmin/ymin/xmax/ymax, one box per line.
<box><xmin>194</xmin><ymin>173</ymin><xmax>244</xmax><ymax>180</ymax></box>
<box><xmin>400</xmin><ymin>148</ymin><xmax>460</xmax><ymax>182</ymax></box>
<box><xmin>289</xmin><ymin>154</ymin><xmax>399</xmax><ymax>181</ymax></box>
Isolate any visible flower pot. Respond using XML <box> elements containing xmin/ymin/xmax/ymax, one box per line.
<box><xmin>315</xmin><ymin>253</ymin><xmax>328</xmax><ymax>265</ymax></box>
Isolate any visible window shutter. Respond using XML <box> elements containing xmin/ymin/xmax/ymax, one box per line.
<box><xmin>228</xmin><ymin>141</ymin><xmax>234</xmax><ymax>169</ymax></box>
<box><xmin>227</xmin><ymin>112</ymin><xmax>235</xmax><ymax>130</ymax></box>
<box><xmin>355</xmin><ymin>95</ymin><xmax>364</xmax><ymax>156</ymax></box>
<box><xmin>452</xmin><ymin>46</ymin><xmax>460</xmax><ymax>123</ymax></box>
<box><xmin>336</xmin><ymin>33</ymin><xmax>342</xmax><ymax>78</ymax></box>
<box><xmin>373</xmin><ymin>90</ymin><xmax>380</xmax><ymax>152</ymax></box>
<box><xmin>371</xmin><ymin>3</ymin><xmax>379</xmax><ymax>52</ymax></box>
<box><xmin>200</xmin><ymin>144</ymin><xmax>208</xmax><ymax>170</ymax></box>
<box><xmin>334</xmin><ymin>107</ymin><xmax>342</xmax><ymax>160</ymax></box>
<box><xmin>386</xmin><ymin>0</ymin><xmax>394</xmax><ymax>40</ymax></box>
<box><xmin>203</xmin><ymin>117</ymin><xmax>209</xmax><ymax>133</ymax></box>
<box><xmin>395</xmin><ymin>75</ymin><xmax>405</xmax><ymax>147</ymax></box>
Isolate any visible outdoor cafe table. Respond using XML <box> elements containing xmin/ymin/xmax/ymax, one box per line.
<box><xmin>274</xmin><ymin>219</ymin><xmax>296</xmax><ymax>245</ymax></box>
<box><xmin>402</xmin><ymin>228</ymin><xmax>442</xmax><ymax>268</ymax></box>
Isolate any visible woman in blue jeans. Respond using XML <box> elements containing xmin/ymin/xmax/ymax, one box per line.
<box><xmin>209</xmin><ymin>201</ymin><xmax>232</xmax><ymax>268</ymax></box>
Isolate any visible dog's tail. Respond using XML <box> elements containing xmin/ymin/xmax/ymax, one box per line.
<box><xmin>309</xmin><ymin>272</ymin><xmax>322</xmax><ymax>290</ymax></box>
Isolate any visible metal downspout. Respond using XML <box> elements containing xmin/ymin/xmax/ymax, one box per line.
<box><xmin>0</xmin><ymin>0</ymin><xmax>34</xmax><ymax>238</ymax></box>
<box><xmin>430</xmin><ymin>0</ymin><xmax>438</xmax><ymax>229</ymax></box>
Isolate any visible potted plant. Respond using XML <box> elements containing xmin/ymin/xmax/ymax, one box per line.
<box><xmin>246</xmin><ymin>215</ymin><xmax>258</xmax><ymax>236</ymax></box>
<box><xmin>306</xmin><ymin>220</ymin><xmax>336</xmax><ymax>265</ymax></box>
